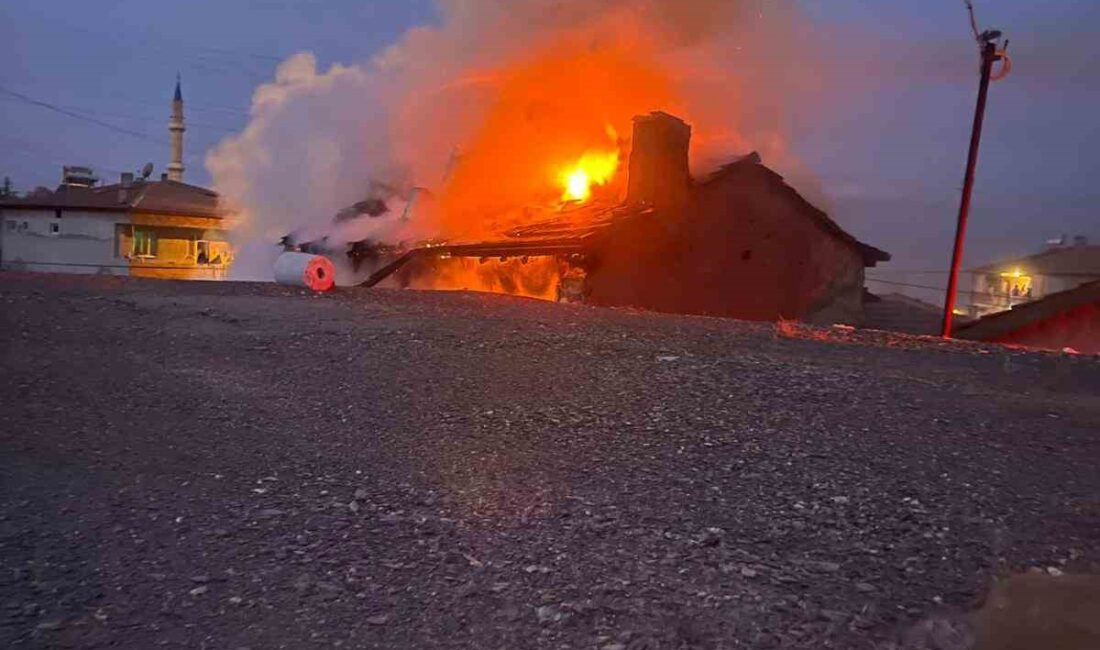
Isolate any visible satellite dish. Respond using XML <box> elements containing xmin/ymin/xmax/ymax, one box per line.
<box><xmin>141</xmin><ymin>162</ymin><xmax>154</xmax><ymax>179</ymax></box>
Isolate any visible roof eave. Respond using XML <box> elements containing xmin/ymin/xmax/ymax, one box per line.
<box><xmin>859</xmin><ymin>244</ymin><xmax>891</xmax><ymax>267</ymax></box>
<box><xmin>699</xmin><ymin>154</ymin><xmax>892</xmax><ymax>268</ymax></box>
<box><xmin>0</xmin><ymin>202</ymin><xmax>229</xmax><ymax>220</ymax></box>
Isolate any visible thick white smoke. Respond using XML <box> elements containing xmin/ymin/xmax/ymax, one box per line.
<box><xmin>207</xmin><ymin>0</ymin><xmax>831</xmax><ymax>282</ymax></box>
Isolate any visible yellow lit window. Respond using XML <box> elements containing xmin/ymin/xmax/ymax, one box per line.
<box><xmin>133</xmin><ymin>229</ymin><xmax>158</xmax><ymax>258</ymax></box>
<box><xmin>998</xmin><ymin>268</ymin><xmax>1032</xmax><ymax>298</ymax></box>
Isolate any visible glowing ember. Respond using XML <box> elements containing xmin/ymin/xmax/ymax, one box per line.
<box><xmin>558</xmin><ymin>149</ymin><xmax>620</xmax><ymax>202</ymax></box>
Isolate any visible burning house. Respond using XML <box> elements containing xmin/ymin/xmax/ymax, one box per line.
<box><xmin>357</xmin><ymin>111</ymin><xmax>889</xmax><ymax>325</ymax></box>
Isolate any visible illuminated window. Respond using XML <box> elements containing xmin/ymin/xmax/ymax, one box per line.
<box><xmin>999</xmin><ymin>269</ymin><xmax>1032</xmax><ymax>299</ymax></box>
<box><xmin>133</xmin><ymin>229</ymin><xmax>158</xmax><ymax>258</ymax></box>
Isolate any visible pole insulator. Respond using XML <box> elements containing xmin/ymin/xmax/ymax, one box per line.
<box><xmin>990</xmin><ymin>51</ymin><xmax>1012</xmax><ymax>82</ymax></box>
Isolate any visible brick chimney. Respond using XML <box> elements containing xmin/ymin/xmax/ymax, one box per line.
<box><xmin>118</xmin><ymin>172</ymin><xmax>134</xmax><ymax>204</ymax></box>
<box><xmin>626</xmin><ymin>111</ymin><xmax>691</xmax><ymax>209</ymax></box>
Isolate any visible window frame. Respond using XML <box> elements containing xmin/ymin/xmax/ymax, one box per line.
<box><xmin>132</xmin><ymin>228</ymin><xmax>158</xmax><ymax>259</ymax></box>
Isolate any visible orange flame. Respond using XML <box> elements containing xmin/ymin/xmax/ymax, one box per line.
<box><xmin>400</xmin><ymin>41</ymin><xmax>683</xmax><ymax>298</ymax></box>
<box><xmin>558</xmin><ymin>148</ymin><xmax>619</xmax><ymax>202</ymax></box>
<box><xmin>427</xmin><ymin>44</ymin><xmax>678</xmax><ymax>239</ymax></box>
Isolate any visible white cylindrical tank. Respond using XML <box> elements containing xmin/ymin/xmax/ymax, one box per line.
<box><xmin>273</xmin><ymin>252</ymin><xmax>335</xmax><ymax>292</ymax></box>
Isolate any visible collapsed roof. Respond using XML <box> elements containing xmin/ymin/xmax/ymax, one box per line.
<box><xmin>360</xmin><ymin>151</ymin><xmax>889</xmax><ymax>289</ymax></box>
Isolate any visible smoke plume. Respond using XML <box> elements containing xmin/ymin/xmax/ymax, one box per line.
<box><xmin>207</xmin><ymin>0</ymin><xmax>828</xmax><ymax>282</ymax></box>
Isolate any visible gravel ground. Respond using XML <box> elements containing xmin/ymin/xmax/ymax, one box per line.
<box><xmin>1</xmin><ymin>272</ymin><xmax>1098</xmax><ymax>649</ymax></box>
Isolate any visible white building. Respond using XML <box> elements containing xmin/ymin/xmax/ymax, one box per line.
<box><xmin>0</xmin><ymin>78</ymin><xmax>235</xmax><ymax>279</ymax></box>
<box><xmin>967</xmin><ymin>237</ymin><xmax>1100</xmax><ymax>318</ymax></box>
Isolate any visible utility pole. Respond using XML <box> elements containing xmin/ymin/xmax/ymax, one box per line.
<box><xmin>941</xmin><ymin>4</ymin><xmax>1010</xmax><ymax>338</ymax></box>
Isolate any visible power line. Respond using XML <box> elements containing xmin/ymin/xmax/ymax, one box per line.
<box><xmin>85</xmin><ymin>95</ymin><xmax>249</xmax><ymax>118</ymax></box>
<box><xmin>185</xmin><ymin>103</ymin><xmax>251</xmax><ymax>117</ymax></box>
<box><xmin>866</xmin><ymin>276</ymin><xmax>1022</xmax><ymax>300</ymax></box>
<box><xmin>0</xmin><ymin>135</ymin><xmax>129</xmax><ymax>180</ymax></box>
<box><xmin>867</xmin><ymin>277</ymin><xmax>947</xmax><ymax>292</ymax></box>
<box><xmin>190</xmin><ymin>44</ymin><xmax>284</xmax><ymax>64</ymax></box>
<box><xmin>0</xmin><ymin>85</ymin><xmax>166</xmax><ymax>146</ymax></box>
<box><xmin>16</xmin><ymin>6</ymin><xmax>281</xmax><ymax>84</ymax></box>
<box><xmin>0</xmin><ymin>87</ymin><xmax>208</xmax><ymax>166</ymax></box>
<box><xmin>865</xmin><ymin>269</ymin><xmax>954</xmax><ymax>275</ymax></box>
<box><xmin>100</xmin><ymin>94</ymin><xmax>251</xmax><ymax>118</ymax></box>
<box><xmin>5</xmin><ymin>9</ymin><xmax>273</xmax><ymax>132</ymax></box>
<box><xmin>0</xmin><ymin>95</ymin><xmax>243</xmax><ymax>134</ymax></box>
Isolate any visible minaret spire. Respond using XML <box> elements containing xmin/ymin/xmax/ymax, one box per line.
<box><xmin>167</xmin><ymin>74</ymin><xmax>185</xmax><ymax>182</ymax></box>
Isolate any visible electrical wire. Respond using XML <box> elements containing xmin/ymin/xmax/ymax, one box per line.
<box><xmin>8</xmin><ymin>9</ymin><xmax>272</xmax><ymax>121</ymax></box>
<box><xmin>15</xmin><ymin>6</ymin><xmax>279</xmax><ymax>85</ymax></box>
<box><xmin>0</xmin><ymin>95</ymin><xmax>243</xmax><ymax>134</ymax></box>
<box><xmin>864</xmin><ymin>269</ymin><xmax>952</xmax><ymax>275</ymax></box>
<box><xmin>866</xmin><ymin>276</ymin><xmax>1026</xmax><ymax>300</ymax></box>
<box><xmin>0</xmin><ymin>87</ymin><xmax>210</xmax><ymax>168</ymax></box>
<box><xmin>2</xmin><ymin>13</ymin><xmax>275</xmax><ymax>185</ymax></box>
<box><xmin>0</xmin><ymin>85</ymin><xmax>167</xmax><ymax>147</ymax></box>
<box><xmin>0</xmin><ymin>135</ymin><xmax>130</xmax><ymax>179</ymax></box>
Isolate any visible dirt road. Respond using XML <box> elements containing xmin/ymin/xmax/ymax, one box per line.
<box><xmin>2</xmin><ymin>273</ymin><xmax>1098</xmax><ymax>648</ymax></box>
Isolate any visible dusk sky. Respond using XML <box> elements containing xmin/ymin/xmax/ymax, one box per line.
<box><xmin>2</xmin><ymin>1</ymin><xmax>1098</xmax><ymax>300</ymax></box>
